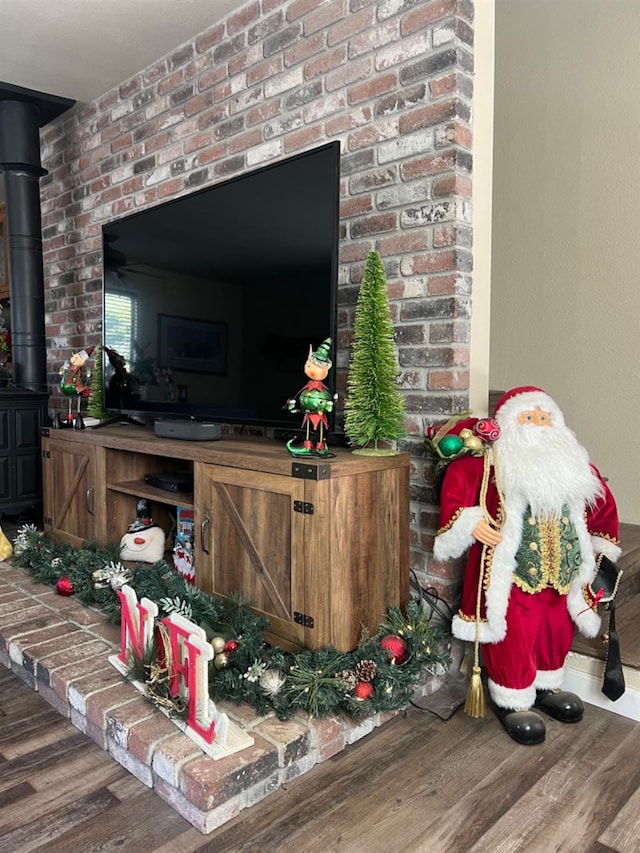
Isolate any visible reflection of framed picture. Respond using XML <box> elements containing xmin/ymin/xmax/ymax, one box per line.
<box><xmin>159</xmin><ymin>314</ymin><xmax>227</xmax><ymax>374</ymax></box>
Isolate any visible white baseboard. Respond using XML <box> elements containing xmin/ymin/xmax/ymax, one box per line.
<box><xmin>564</xmin><ymin>651</ymin><xmax>640</xmax><ymax>722</ymax></box>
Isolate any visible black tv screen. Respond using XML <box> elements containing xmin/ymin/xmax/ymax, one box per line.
<box><xmin>102</xmin><ymin>141</ymin><xmax>340</xmax><ymax>433</ymax></box>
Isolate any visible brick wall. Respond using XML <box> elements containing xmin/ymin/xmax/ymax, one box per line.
<box><xmin>39</xmin><ymin>0</ymin><xmax>475</xmax><ymax>602</ymax></box>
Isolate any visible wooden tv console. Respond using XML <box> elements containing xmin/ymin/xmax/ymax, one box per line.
<box><xmin>41</xmin><ymin>425</ymin><xmax>410</xmax><ymax>651</ymax></box>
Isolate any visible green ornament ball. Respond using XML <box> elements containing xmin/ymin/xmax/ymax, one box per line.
<box><xmin>438</xmin><ymin>434</ymin><xmax>464</xmax><ymax>457</ymax></box>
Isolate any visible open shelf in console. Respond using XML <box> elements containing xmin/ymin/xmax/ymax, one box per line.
<box><xmin>105</xmin><ymin>447</ymin><xmax>194</xmax><ymax>508</ymax></box>
<box><xmin>107</xmin><ymin>479</ymin><xmax>194</xmax><ymax>509</ymax></box>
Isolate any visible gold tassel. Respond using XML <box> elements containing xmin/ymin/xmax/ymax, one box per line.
<box><xmin>464</xmin><ymin>569</ymin><xmax>486</xmax><ymax>718</ymax></box>
<box><xmin>464</xmin><ymin>663</ymin><xmax>485</xmax><ymax>718</ymax></box>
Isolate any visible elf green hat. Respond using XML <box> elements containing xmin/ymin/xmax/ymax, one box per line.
<box><xmin>308</xmin><ymin>338</ymin><xmax>332</xmax><ymax>368</ymax></box>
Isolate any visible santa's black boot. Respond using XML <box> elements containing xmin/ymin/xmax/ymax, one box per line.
<box><xmin>494</xmin><ymin>705</ymin><xmax>546</xmax><ymax>745</ymax></box>
<box><xmin>534</xmin><ymin>689</ymin><xmax>584</xmax><ymax>723</ymax></box>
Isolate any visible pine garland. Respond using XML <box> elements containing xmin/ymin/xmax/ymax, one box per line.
<box><xmin>11</xmin><ymin>525</ymin><xmax>451</xmax><ymax>721</ymax></box>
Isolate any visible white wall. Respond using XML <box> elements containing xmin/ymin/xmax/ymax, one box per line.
<box><xmin>490</xmin><ymin>0</ymin><xmax>640</xmax><ymax>523</ymax></box>
<box><xmin>470</xmin><ymin>0</ymin><xmax>495</xmax><ymax>417</ymax></box>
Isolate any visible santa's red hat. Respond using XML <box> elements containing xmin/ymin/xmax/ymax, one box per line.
<box><xmin>493</xmin><ymin>386</ymin><xmax>565</xmax><ymax>428</ymax></box>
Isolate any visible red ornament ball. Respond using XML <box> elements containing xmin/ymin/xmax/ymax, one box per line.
<box><xmin>224</xmin><ymin>639</ymin><xmax>239</xmax><ymax>653</ymax></box>
<box><xmin>353</xmin><ymin>680</ymin><xmax>374</xmax><ymax>700</ymax></box>
<box><xmin>380</xmin><ymin>634</ymin><xmax>408</xmax><ymax>664</ymax></box>
<box><xmin>475</xmin><ymin>418</ymin><xmax>500</xmax><ymax>442</ymax></box>
<box><xmin>56</xmin><ymin>576</ymin><xmax>75</xmax><ymax>596</ymax></box>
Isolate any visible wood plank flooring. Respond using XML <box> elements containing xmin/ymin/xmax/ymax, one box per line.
<box><xmin>1</xmin><ymin>651</ymin><xmax>640</xmax><ymax>851</ymax></box>
<box><xmin>0</xmin><ymin>520</ymin><xmax>639</xmax><ymax>851</ymax></box>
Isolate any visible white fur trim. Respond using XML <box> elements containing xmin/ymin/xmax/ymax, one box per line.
<box><xmin>488</xmin><ymin>678</ymin><xmax>536</xmax><ymax>710</ymax></box>
<box><xmin>433</xmin><ymin>506</ymin><xmax>484</xmax><ymax>561</ymax></box>
<box><xmin>495</xmin><ymin>391</ymin><xmax>565</xmax><ymax>430</ymax></box>
<box><xmin>563</xmin><ymin>502</ymin><xmax>603</xmax><ymax>637</ymax></box>
<box><xmin>478</xmin><ymin>490</ymin><xmax>529</xmax><ymax>644</ymax></box>
<box><xmin>591</xmin><ymin>536</ymin><xmax>622</xmax><ymax>561</ymax></box>
<box><xmin>451</xmin><ymin>613</ymin><xmax>496</xmax><ymax>644</ymax></box>
<box><xmin>534</xmin><ymin>667</ymin><xmax>565</xmax><ymax>691</ymax></box>
<box><xmin>568</xmin><ymin>591</ymin><xmax>601</xmax><ymax>638</ymax></box>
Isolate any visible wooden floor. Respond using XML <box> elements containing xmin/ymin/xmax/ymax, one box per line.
<box><xmin>1</xmin><ymin>522</ymin><xmax>639</xmax><ymax>852</ymax></box>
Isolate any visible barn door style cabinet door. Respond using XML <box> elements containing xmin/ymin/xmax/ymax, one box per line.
<box><xmin>41</xmin><ymin>427</ymin><xmax>410</xmax><ymax>652</ymax></box>
<box><xmin>41</xmin><ymin>429</ymin><xmax>106</xmax><ymax>547</ymax></box>
<box><xmin>194</xmin><ymin>454</ymin><xmax>410</xmax><ymax>651</ymax></box>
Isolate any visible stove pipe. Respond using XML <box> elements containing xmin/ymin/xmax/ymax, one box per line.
<box><xmin>0</xmin><ymin>99</ymin><xmax>48</xmax><ymax>392</ymax></box>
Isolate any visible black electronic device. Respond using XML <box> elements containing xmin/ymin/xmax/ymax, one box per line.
<box><xmin>144</xmin><ymin>470</ymin><xmax>194</xmax><ymax>493</ymax></box>
<box><xmin>154</xmin><ymin>419</ymin><xmax>222</xmax><ymax>441</ymax></box>
<box><xmin>102</xmin><ymin>141</ymin><xmax>340</xmax><ymax>435</ymax></box>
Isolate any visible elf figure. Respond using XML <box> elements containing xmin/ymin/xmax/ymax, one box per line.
<box><xmin>60</xmin><ymin>346</ymin><xmax>94</xmax><ymax>425</ymax></box>
<box><xmin>433</xmin><ymin>386</ymin><xmax>620</xmax><ymax>745</ymax></box>
<box><xmin>285</xmin><ymin>337</ymin><xmax>337</xmax><ymax>457</ymax></box>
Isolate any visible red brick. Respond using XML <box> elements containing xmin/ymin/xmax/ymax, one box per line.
<box><xmin>340</xmin><ymin>195</ymin><xmax>373</xmax><ymax>218</ymax></box>
<box><xmin>433</xmin><ymin>174</ymin><xmax>472</xmax><ymax>198</ymax></box>
<box><xmin>287</xmin><ymin>0</ymin><xmax>327</xmax><ymax>22</ymax></box>
<box><xmin>328</xmin><ymin>7</ymin><xmax>375</xmax><ymax>46</ymax></box>
<box><xmin>246</xmin><ymin>56</ymin><xmax>283</xmax><ymax>87</ymax></box>
<box><xmin>85</xmin><ymin>682</ymin><xmax>140</xmax><ymax>729</ymax></box>
<box><xmin>378</xmin><ymin>232</ymin><xmax>429</xmax><ymax>256</ymax></box>
<box><xmin>402</xmin><ymin>0</ymin><xmax>458</xmax><ymax>35</ymax></box>
<box><xmin>127</xmin><ymin>714</ymin><xmax>178</xmax><ymax>763</ymax></box>
<box><xmin>304</xmin><ymin>45</ymin><xmax>347</xmax><ymax>79</ymax></box>
<box><xmin>284</xmin><ymin>31</ymin><xmax>325</xmax><ymax>67</ymax></box>
<box><xmin>428</xmin><ymin>369</ymin><xmax>469</xmax><ymax>390</ymax></box>
<box><xmin>195</xmin><ymin>25</ymin><xmax>225</xmax><ymax>54</ymax></box>
<box><xmin>50</xmin><ymin>660</ymin><xmax>114</xmax><ymax>702</ymax></box>
<box><xmin>228</xmin><ymin>2</ymin><xmax>260</xmax><ymax>34</ymax></box>
<box><xmin>254</xmin><ymin>717</ymin><xmax>310</xmax><ymax>766</ymax></box>
<box><xmin>283</xmin><ymin>124</ymin><xmax>324</xmax><ymax>152</ymax></box>
<box><xmin>179</xmin><ymin>734</ymin><xmax>279</xmax><ymax>811</ymax></box>
<box><xmin>305</xmin><ymin>0</ymin><xmax>348</xmax><ymax>35</ymax></box>
<box><xmin>37</xmin><ymin>682</ymin><xmax>71</xmax><ymax>718</ymax></box>
<box><xmin>152</xmin><ymin>733</ymin><xmax>203</xmax><ymax>787</ymax></box>
<box><xmin>106</xmin><ymin>695</ymin><xmax>157</xmax><ymax>748</ymax></box>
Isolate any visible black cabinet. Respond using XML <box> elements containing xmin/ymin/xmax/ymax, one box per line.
<box><xmin>0</xmin><ymin>390</ymin><xmax>49</xmax><ymax>516</ymax></box>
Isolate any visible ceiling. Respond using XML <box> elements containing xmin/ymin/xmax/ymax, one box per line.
<box><xmin>0</xmin><ymin>0</ymin><xmax>246</xmax><ymax>106</ymax></box>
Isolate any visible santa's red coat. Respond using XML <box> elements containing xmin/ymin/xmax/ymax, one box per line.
<box><xmin>433</xmin><ymin>453</ymin><xmax>621</xmax><ymax>645</ymax></box>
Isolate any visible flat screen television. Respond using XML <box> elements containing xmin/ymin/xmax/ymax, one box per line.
<box><xmin>101</xmin><ymin>141</ymin><xmax>340</xmax><ymax>435</ymax></box>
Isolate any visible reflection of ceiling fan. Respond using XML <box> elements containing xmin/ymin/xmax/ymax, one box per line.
<box><xmin>103</xmin><ymin>234</ymin><xmax>166</xmax><ymax>280</ymax></box>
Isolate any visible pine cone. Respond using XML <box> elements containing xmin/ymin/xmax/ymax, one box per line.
<box><xmin>335</xmin><ymin>669</ymin><xmax>357</xmax><ymax>690</ymax></box>
<box><xmin>354</xmin><ymin>659</ymin><xmax>378</xmax><ymax>682</ymax></box>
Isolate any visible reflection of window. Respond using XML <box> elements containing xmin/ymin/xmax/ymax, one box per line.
<box><xmin>105</xmin><ymin>291</ymin><xmax>138</xmax><ymax>367</ymax></box>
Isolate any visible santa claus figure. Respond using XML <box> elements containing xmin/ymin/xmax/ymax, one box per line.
<box><xmin>433</xmin><ymin>386</ymin><xmax>620</xmax><ymax>745</ymax></box>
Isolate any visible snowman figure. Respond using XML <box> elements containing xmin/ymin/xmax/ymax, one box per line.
<box><xmin>119</xmin><ymin>499</ymin><xmax>166</xmax><ymax>563</ymax></box>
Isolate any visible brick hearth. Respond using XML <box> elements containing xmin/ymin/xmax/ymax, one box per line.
<box><xmin>0</xmin><ymin>557</ymin><xmax>432</xmax><ymax>834</ymax></box>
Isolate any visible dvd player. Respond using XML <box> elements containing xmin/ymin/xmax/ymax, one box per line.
<box><xmin>144</xmin><ymin>471</ymin><xmax>194</xmax><ymax>493</ymax></box>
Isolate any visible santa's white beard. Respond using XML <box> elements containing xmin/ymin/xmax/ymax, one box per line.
<box><xmin>494</xmin><ymin>420</ymin><xmax>603</xmax><ymax>518</ymax></box>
